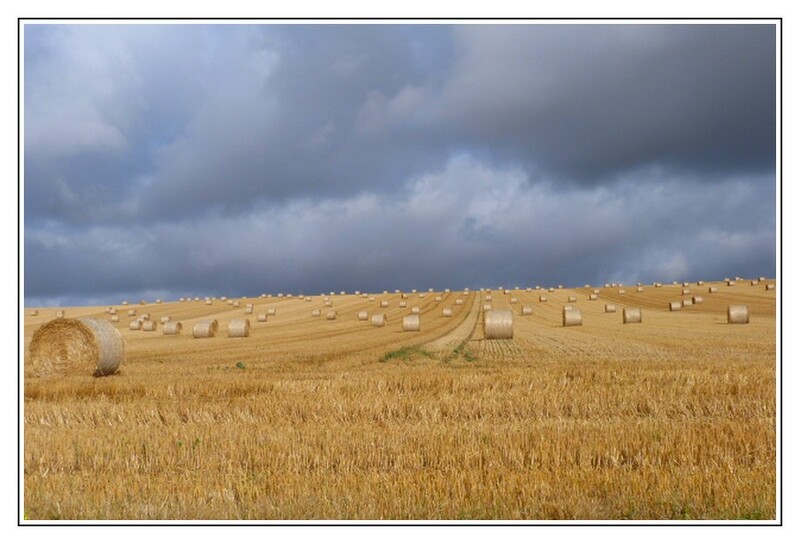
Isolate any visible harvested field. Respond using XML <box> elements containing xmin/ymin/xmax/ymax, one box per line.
<box><xmin>22</xmin><ymin>280</ymin><xmax>777</xmax><ymax>520</ymax></box>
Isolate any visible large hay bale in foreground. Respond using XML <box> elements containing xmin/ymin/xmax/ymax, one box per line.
<box><xmin>29</xmin><ymin>317</ymin><xmax>123</xmax><ymax>377</ymax></box>
<box><xmin>193</xmin><ymin>320</ymin><xmax>218</xmax><ymax>338</ymax></box>
<box><xmin>485</xmin><ymin>309</ymin><xmax>513</xmax><ymax>339</ymax></box>
<box><xmin>402</xmin><ymin>315</ymin><xmax>420</xmax><ymax>331</ymax></box>
<box><xmin>228</xmin><ymin>318</ymin><xmax>250</xmax><ymax>337</ymax></box>
<box><xmin>563</xmin><ymin>308</ymin><xmax>582</xmax><ymax>327</ymax></box>
<box><xmin>728</xmin><ymin>305</ymin><xmax>749</xmax><ymax>324</ymax></box>
<box><xmin>163</xmin><ymin>322</ymin><xmax>182</xmax><ymax>335</ymax></box>
<box><xmin>623</xmin><ymin>308</ymin><xmax>642</xmax><ymax>324</ymax></box>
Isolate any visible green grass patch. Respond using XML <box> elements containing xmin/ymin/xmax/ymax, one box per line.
<box><xmin>379</xmin><ymin>346</ymin><xmax>434</xmax><ymax>363</ymax></box>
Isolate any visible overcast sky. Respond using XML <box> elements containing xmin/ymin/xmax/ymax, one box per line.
<box><xmin>23</xmin><ymin>23</ymin><xmax>777</xmax><ymax>307</ymax></box>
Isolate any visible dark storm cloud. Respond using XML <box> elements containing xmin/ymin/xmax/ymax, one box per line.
<box><xmin>22</xmin><ymin>23</ymin><xmax>777</xmax><ymax>306</ymax></box>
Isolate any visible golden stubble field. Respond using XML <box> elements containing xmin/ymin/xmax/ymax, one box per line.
<box><xmin>22</xmin><ymin>280</ymin><xmax>777</xmax><ymax>520</ymax></box>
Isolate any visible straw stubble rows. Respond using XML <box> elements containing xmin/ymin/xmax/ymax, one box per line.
<box><xmin>23</xmin><ymin>281</ymin><xmax>776</xmax><ymax>520</ymax></box>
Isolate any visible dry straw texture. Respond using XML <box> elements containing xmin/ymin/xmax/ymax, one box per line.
<box><xmin>521</xmin><ymin>305</ymin><xmax>533</xmax><ymax>316</ymax></box>
<box><xmin>728</xmin><ymin>305</ymin><xmax>750</xmax><ymax>324</ymax></box>
<box><xmin>402</xmin><ymin>315</ymin><xmax>420</xmax><ymax>332</ymax></box>
<box><xmin>605</xmin><ymin>304</ymin><xmax>616</xmax><ymax>313</ymax></box>
<box><xmin>669</xmin><ymin>302</ymin><xmax>682</xmax><ymax>311</ymax></box>
<box><xmin>163</xmin><ymin>322</ymin><xmax>182</xmax><ymax>335</ymax></box>
<box><xmin>29</xmin><ymin>317</ymin><xmax>123</xmax><ymax>377</ymax></box>
<box><xmin>142</xmin><ymin>321</ymin><xmax>157</xmax><ymax>332</ymax></box>
<box><xmin>563</xmin><ymin>308</ymin><xmax>582</xmax><ymax>327</ymax></box>
<box><xmin>623</xmin><ymin>308</ymin><xmax>642</xmax><ymax>324</ymax></box>
<box><xmin>485</xmin><ymin>309</ymin><xmax>513</xmax><ymax>339</ymax></box>
<box><xmin>371</xmin><ymin>314</ymin><xmax>386</xmax><ymax>327</ymax></box>
<box><xmin>193</xmin><ymin>320</ymin><xmax>219</xmax><ymax>338</ymax></box>
<box><xmin>228</xmin><ymin>319</ymin><xmax>251</xmax><ymax>338</ymax></box>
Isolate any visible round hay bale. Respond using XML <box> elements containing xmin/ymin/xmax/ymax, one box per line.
<box><xmin>160</xmin><ymin>316</ymin><xmax>171</xmax><ymax>324</ymax></box>
<box><xmin>109</xmin><ymin>308</ymin><xmax>118</xmax><ymax>315</ymax></box>
<box><xmin>399</xmin><ymin>301</ymin><xmax>408</xmax><ymax>308</ymax></box>
<box><xmin>682</xmin><ymin>298</ymin><xmax>693</xmax><ymax>307</ymax></box>
<box><xmin>411</xmin><ymin>306</ymin><xmax>420</xmax><ymax>314</ymax></box>
<box><xmin>766</xmin><ymin>284</ymin><xmax>775</xmax><ymax>291</ymax></box>
<box><xmin>605</xmin><ymin>304</ymin><xmax>616</xmax><ymax>313</ymax></box>
<box><xmin>325</xmin><ymin>300</ymin><xmax>333</xmax><ymax>307</ymax></box>
<box><xmin>419</xmin><ymin>294</ymin><xmax>426</xmax><ymax>298</ymax></box>
<box><xmin>380</xmin><ymin>300</ymin><xmax>389</xmax><ymax>308</ymax></box>
<box><xmin>305</xmin><ymin>296</ymin><xmax>313</xmax><ymax>302</ymax></box>
<box><xmin>485</xmin><ymin>295</ymin><xmax>493</xmax><ymax>302</ymax></box>
<box><xmin>401</xmin><ymin>293</ymin><xmax>408</xmax><ymax>299</ymax></box>
<box><xmin>589</xmin><ymin>294</ymin><xmax>598</xmax><ymax>301</ymax></box>
<box><xmin>483</xmin><ymin>303</ymin><xmax>492</xmax><ymax>311</ymax></box>
<box><xmin>636</xmin><ymin>287</ymin><xmax>644</xmax><ymax>293</ymax></box>
<box><xmin>521</xmin><ymin>305</ymin><xmax>533</xmax><ymax>316</ymax></box>
<box><xmin>122</xmin><ymin>301</ymin><xmax>129</xmax><ymax>305</ymax></box>
<box><xmin>402</xmin><ymin>315</ymin><xmax>420</xmax><ymax>332</ymax></box>
<box><xmin>697</xmin><ymin>281</ymin><xmax>705</xmax><ymax>286</ymax></box>
<box><xmin>163</xmin><ymin>322</ymin><xmax>182</xmax><ymax>335</ymax></box>
<box><xmin>369</xmin><ymin>296</ymin><xmax>376</xmax><ymax>302</ymax></box>
<box><xmin>228</xmin><ymin>318</ymin><xmax>250</xmax><ymax>338</ymax></box>
<box><xmin>140</xmin><ymin>313</ymin><xmax>150</xmax><ymax>321</ymax></box>
<box><xmin>311</xmin><ymin>309</ymin><xmax>321</xmax><ymax>317</ymax></box>
<box><xmin>682</xmin><ymin>289</ymin><xmax>691</xmax><ymax>295</ymax></box>
<box><xmin>358</xmin><ymin>310</ymin><xmax>368</xmax><ymax>321</ymax></box>
<box><xmin>654</xmin><ymin>283</ymin><xmax>662</xmax><ymax>288</ymax></box>
<box><xmin>563</xmin><ymin>304</ymin><xmax>574</xmax><ymax>311</ymax></box>
<box><xmin>726</xmin><ymin>280</ymin><xmax>736</xmax><ymax>287</ymax></box>
<box><xmin>55</xmin><ymin>310</ymin><xmax>65</xmax><ymax>318</ymax></box>
<box><xmin>193</xmin><ymin>320</ymin><xmax>218</xmax><ymax>338</ymax></box>
<box><xmin>759</xmin><ymin>276</ymin><xmax>766</xmax><ymax>281</ymax></box>
<box><xmin>510</xmin><ymin>297</ymin><xmax>518</xmax><ymax>304</ymax></box>
<box><xmin>110</xmin><ymin>315</ymin><xmax>119</xmax><ymax>323</ymax></box>
<box><xmin>604</xmin><ymin>283</ymin><xmax>611</xmax><ymax>288</ymax></box>
<box><xmin>548</xmin><ymin>288</ymin><xmax>555</xmax><ymax>293</ymax></box>
<box><xmin>267</xmin><ymin>308</ymin><xmax>277</xmax><ymax>316</ymax></box>
<box><xmin>682</xmin><ymin>282</ymin><xmax>689</xmax><ymax>288</ymax></box>
<box><xmin>568</xmin><ymin>296</ymin><xmax>577</xmax><ymax>303</ymax></box>
<box><xmin>30</xmin><ymin>310</ymin><xmax>39</xmax><ymax>316</ymax></box>
<box><xmin>728</xmin><ymin>305</ymin><xmax>749</xmax><ymax>324</ymax></box>
<box><xmin>445</xmin><ymin>289</ymin><xmax>451</xmax><ymax>293</ymax></box>
<box><xmin>142</xmin><ymin>320</ymin><xmax>158</xmax><ymax>332</ymax></box>
<box><xmin>593</xmin><ymin>289</ymin><xmax>600</xmax><ymax>295</ymax></box>
<box><xmin>258</xmin><ymin>313</ymin><xmax>268</xmax><ymax>322</ymax></box>
<box><xmin>371</xmin><ymin>313</ymin><xmax>386</xmax><ymax>327</ymax></box>
<box><xmin>623</xmin><ymin>308</ymin><xmax>642</xmax><ymax>324</ymax></box>
<box><xmin>669</xmin><ymin>301</ymin><xmax>681</xmax><ymax>311</ymax></box>
<box><xmin>435</xmin><ymin>296</ymin><xmax>442</xmax><ymax>302</ymax></box>
<box><xmin>526</xmin><ymin>288</ymin><xmax>532</xmax><ymax>292</ymax></box>
<box><xmin>245</xmin><ymin>307</ymin><xmax>253</xmax><ymax>314</ymax></box>
<box><xmin>539</xmin><ymin>296</ymin><xmax>548</xmax><ymax>303</ymax></box>
<box><xmin>751</xmin><ymin>280</ymin><xmax>759</xmax><ymax>286</ymax></box>
<box><xmin>205</xmin><ymin>300</ymin><xmax>213</xmax><ymax>305</ymax></box>
<box><xmin>708</xmin><ymin>287</ymin><xmax>719</xmax><ymax>293</ymax></box>
<box><xmin>139</xmin><ymin>300</ymin><xmax>147</xmax><ymax>305</ymax></box>
<box><xmin>618</xmin><ymin>289</ymin><xmax>626</xmax><ymax>295</ymax></box>
<box><xmin>326</xmin><ymin>310</ymin><xmax>338</xmax><ymax>320</ymax></box>
<box><xmin>129</xmin><ymin>320</ymin><xmax>141</xmax><ymax>330</ymax></box>
<box><xmin>442</xmin><ymin>307</ymin><xmax>453</xmax><ymax>317</ymax></box>
<box><xmin>692</xmin><ymin>296</ymin><xmax>703</xmax><ymax>304</ymax></box>
<box><xmin>484</xmin><ymin>309</ymin><xmax>513</xmax><ymax>339</ymax></box>
<box><xmin>563</xmin><ymin>308</ymin><xmax>582</xmax><ymax>327</ymax></box>
<box><xmin>221</xmin><ymin>296</ymin><xmax>227</xmax><ymax>301</ymax></box>
<box><xmin>29</xmin><ymin>317</ymin><xmax>124</xmax><ymax>377</ymax></box>
<box><xmin>455</xmin><ymin>299</ymin><xmax>464</xmax><ymax>305</ymax></box>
